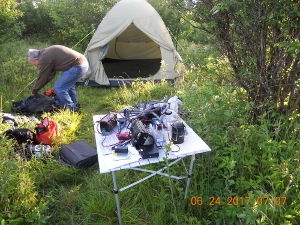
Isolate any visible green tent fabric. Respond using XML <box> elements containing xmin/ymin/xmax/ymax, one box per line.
<box><xmin>78</xmin><ymin>0</ymin><xmax>185</xmax><ymax>86</ymax></box>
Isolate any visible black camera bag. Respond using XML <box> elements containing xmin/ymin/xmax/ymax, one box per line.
<box><xmin>59</xmin><ymin>140</ymin><xmax>98</xmax><ymax>168</ymax></box>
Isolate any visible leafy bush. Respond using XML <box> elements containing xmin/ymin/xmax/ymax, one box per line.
<box><xmin>17</xmin><ymin>0</ymin><xmax>56</xmax><ymax>39</ymax></box>
<box><xmin>0</xmin><ymin>39</ymin><xmax>299</xmax><ymax>224</ymax></box>
<box><xmin>180</xmin><ymin>71</ymin><xmax>299</xmax><ymax>224</ymax></box>
<box><xmin>0</xmin><ymin>0</ymin><xmax>24</xmax><ymax>43</ymax></box>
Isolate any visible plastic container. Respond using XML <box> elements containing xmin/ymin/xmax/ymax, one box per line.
<box><xmin>165</xmin><ymin>110</ymin><xmax>179</xmax><ymax>123</ymax></box>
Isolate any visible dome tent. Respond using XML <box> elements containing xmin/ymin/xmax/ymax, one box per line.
<box><xmin>77</xmin><ymin>0</ymin><xmax>185</xmax><ymax>86</ymax></box>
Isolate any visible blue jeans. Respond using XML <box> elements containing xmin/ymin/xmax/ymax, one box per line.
<box><xmin>54</xmin><ymin>60</ymin><xmax>88</xmax><ymax>110</ymax></box>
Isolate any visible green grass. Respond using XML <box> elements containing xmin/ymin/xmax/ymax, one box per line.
<box><xmin>0</xmin><ymin>40</ymin><xmax>299</xmax><ymax>225</ymax></box>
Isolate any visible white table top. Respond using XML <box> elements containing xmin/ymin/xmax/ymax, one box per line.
<box><xmin>93</xmin><ymin>114</ymin><xmax>211</xmax><ymax>173</ymax></box>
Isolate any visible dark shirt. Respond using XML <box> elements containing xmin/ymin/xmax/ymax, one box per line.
<box><xmin>31</xmin><ymin>45</ymin><xmax>86</xmax><ymax>95</ymax></box>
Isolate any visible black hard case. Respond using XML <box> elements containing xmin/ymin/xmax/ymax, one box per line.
<box><xmin>59</xmin><ymin>140</ymin><xmax>98</xmax><ymax>168</ymax></box>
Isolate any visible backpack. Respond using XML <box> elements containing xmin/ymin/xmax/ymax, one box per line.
<box><xmin>12</xmin><ymin>93</ymin><xmax>55</xmax><ymax>115</ymax></box>
<box><xmin>35</xmin><ymin>117</ymin><xmax>60</xmax><ymax>146</ymax></box>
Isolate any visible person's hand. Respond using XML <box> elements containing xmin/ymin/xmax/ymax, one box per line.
<box><xmin>26</xmin><ymin>95</ymin><xmax>35</xmax><ymax>101</ymax></box>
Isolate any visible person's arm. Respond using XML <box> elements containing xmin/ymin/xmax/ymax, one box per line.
<box><xmin>31</xmin><ymin>64</ymin><xmax>56</xmax><ymax>95</ymax></box>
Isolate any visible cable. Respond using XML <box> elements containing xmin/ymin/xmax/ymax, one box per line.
<box><xmin>71</xmin><ymin>29</ymin><xmax>95</xmax><ymax>49</ymax></box>
<box><xmin>14</xmin><ymin>78</ymin><xmax>37</xmax><ymax>100</ymax></box>
<box><xmin>101</xmin><ymin>135</ymin><xmax>120</xmax><ymax>148</ymax></box>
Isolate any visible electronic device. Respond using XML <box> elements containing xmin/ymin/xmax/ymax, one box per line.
<box><xmin>100</xmin><ymin>113</ymin><xmax>117</xmax><ymax>132</ymax></box>
<box><xmin>171</xmin><ymin>121</ymin><xmax>186</xmax><ymax>144</ymax></box>
<box><xmin>137</xmin><ymin>103</ymin><xmax>147</xmax><ymax>111</ymax></box>
<box><xmin>139</xmin><ymin>144</ymin><xmax>159</xmax><ymax>159</ymax></box>
<box><xmin>123</xmin><ymin>108</ymin><xmax>141</xmax><ymax>117</ymax></box>
<box><xmin>130</xmin><ymin>119</ymin><xmax>154</xmax><ymax>149</ymax></box>
<box><xmin>112</xmin><ymin>146</ymin><xmax>128</xmax><ymax>154</ymax></box>
<box><xmin>116</xmin><ymin>133</ymin><xmax>131</xmax><ymax>141</ymax></box>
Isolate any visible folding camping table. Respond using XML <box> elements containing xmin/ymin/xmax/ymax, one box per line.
<box><xmin>93</xmin><ymin>114</ymin><xmax>211</xmax><ymax>225</ymax></box>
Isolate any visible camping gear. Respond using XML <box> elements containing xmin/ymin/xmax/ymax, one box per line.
<box><xmin>26</xmin><ymin>144</ymin><xmax>52</xmax><ymax>157</ymax></box>
<box><xmin>44</xmin><ymin>89</ymin><xmax>56</xmax><ymax>96</ymax></box>
<box><xmin>4</xmin><ymin>128</ymin><xmax>40</xmax><ymax>159</ymax></box>
<box><xmin>35</xmin><ymin>117</ymin><xmax>60</xmax><ymax>146</ymax></box>
<box><xmin>1</xmin><ymin>112</ymin><xmax>40</xmax><ymax>127</ymax></box>
<box><xmin>11</xmin><ymin>93</ymin><xmax>55</xmax><ymax>115</ymax></box>
<box><xmin>1</xmin><ymin>114</ymin><xmax>18</xmax><ymax>127</ymax></box>
<box><xmin>77</xmin><ymin>0</ymin><xmax>186</xmax><ymax>87</ymax></box>
<box><xmin>4</xmin><ymin>128</ymin><xmax>37</xmax><ymax>145</ymax></box>
<box><xmin>59</xmin><ymin>140</ymin><xmax>98</xmax><ymax>168</ymax></box>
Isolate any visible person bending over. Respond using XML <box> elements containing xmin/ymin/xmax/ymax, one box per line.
<box><xmin>27</xmin><ymin>45</ymin><xmax>89</xmax><ymax>111</ymax></box>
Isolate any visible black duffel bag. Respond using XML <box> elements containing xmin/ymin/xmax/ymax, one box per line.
<box><xmin>12</xmin><ymin>93</ymin><xmax>55</xmax><ymax>115</ymax></box>
<box><xmin>59</xmin><ymin>140</ymin><xmax>98</xmax><ymax>168</ymax></box>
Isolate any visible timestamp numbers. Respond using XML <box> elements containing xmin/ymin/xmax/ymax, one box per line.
<box><xmin>190</xmin><ymin>197</ymin><xmax>286</xmax><ymax>206</ymax></box>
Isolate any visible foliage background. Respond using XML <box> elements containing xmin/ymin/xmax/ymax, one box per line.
<box><xmin>0</xmin><ymin>0</ymin><xmax>299</xmax><ymax>224</ymax></box>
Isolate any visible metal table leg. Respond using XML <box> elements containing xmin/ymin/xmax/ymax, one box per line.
<box><xmin>184</xmin><ymin>154</ymin><xmax>195</xmax><ymax>199</ymax></box>
<box><xmin>111</xmin><ymin>154</ymin><xmax>195</xmax><ymax>223</ymax></box>
<box><xmin>112</xmin><ymin>171</ymin><xmax>122</xmax><ymax>225</ymax></box>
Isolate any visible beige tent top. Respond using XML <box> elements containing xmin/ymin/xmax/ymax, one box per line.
<box><xmin>78</xmin><ymin>0</ymin><xmax>185</xmax><ymax>86</ymax></box>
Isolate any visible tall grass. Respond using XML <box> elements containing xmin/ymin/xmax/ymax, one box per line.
<box><xmin>179</xmin><ymin>73</ymin><xmax>299</xmax><ymax>224</ymax></box>
<box><xmin>0</xmin><ymin>40</ymin><xmax>299</xmax><ymax>224</ymax></box>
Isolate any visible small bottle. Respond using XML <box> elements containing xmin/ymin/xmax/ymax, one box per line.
<box><xmin>164</xmin><ymin>109</ymin><xmax>179</xmax><ymax>129</ymax></box>
<box><xmin>164</xmin><ymin>110</ymin><xmax>173</xmax><ymax>122</ymax></box>
<box><xmin>155</xmin><ymin>129</ymin><xmax>165</xmax><ymax>147</ymax></box>
<box><xmin>149</xmin><ymin>124</ymin><xmax>165</xmax><ymax>147</ymax></box>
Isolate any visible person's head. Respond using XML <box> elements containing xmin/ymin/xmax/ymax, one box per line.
<box><xmin>27</xmin><ymin>49</ymin><xmax>40</xmax><ymax>67</ymax></box>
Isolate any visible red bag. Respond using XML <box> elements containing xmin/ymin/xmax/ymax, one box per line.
<box><xmin>35</xmin><ymin>117</ymin><xmax>60</xmax><ymax>146</ymax></box>
<box><xmin>44</xmin><ymin>89</ymin><xmax>56</xmax><ymax>96</ymax></box>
